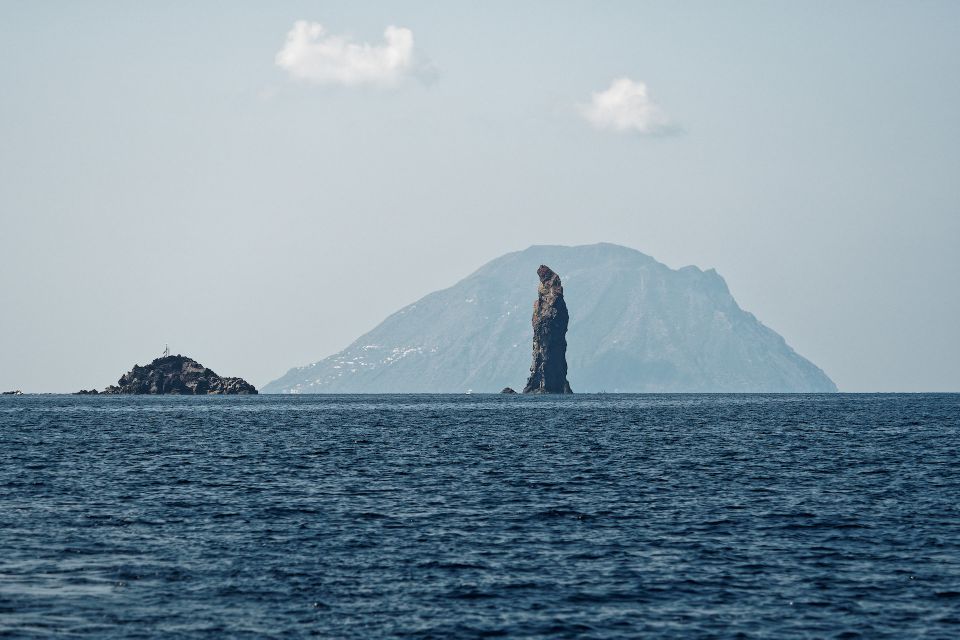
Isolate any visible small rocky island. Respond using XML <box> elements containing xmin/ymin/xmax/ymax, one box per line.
<box><xmin>79</xmin><ymin>354</ymin><xmax>257</xmax><ymax>395</ymax></box>
<box><xmin>522</xmin><ymin>265</ymin><xmax>573</xmax><ymax>394</ymax></box>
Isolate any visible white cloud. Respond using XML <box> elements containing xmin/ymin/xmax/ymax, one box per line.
<box><xmin>579</xmin><ymin>78</ymin><xmax>674</xmax><ymax>135</ymax></box>
<box><xmin>275</xmin><ymin>21</ymin><xmax>415</xmax><ymax>87</ymax></box>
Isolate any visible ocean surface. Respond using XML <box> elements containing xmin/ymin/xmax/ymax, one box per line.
<box><xmin>1</xmin><ymin>394</ymin><xmax>959</xmax><ymax>638</ymax></box>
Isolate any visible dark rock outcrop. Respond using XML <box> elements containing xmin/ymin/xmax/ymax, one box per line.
<box><xmin>98</xmin><ymin>355</ymin><xmax>257</xmax><ymax>395</ymax></box>
<box><xmin>500</xmin><ymin>387</ymin><xmax>517</xmax><ymax>394</ymax></box>
<box><xmin>522</xmin><ymin>265</ymin><xmax>573</xmax><ymax>394</ymax></box>
<box><xmin>75</xmin><ymin>389</ymin><xmax>99</xmax><ymax>395</ymax></box>
<box><xmin>2</xmin><ymin>390</ymin><xmax>23</xmax><ymax>396</ymax></box>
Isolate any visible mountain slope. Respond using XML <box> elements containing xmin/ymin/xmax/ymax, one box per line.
<box><xmin>263</xmin><ymin>243</ymin><xmax>836</xmax><ymax>393</ymax></box>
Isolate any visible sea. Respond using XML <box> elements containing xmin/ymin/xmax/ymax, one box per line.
<box><xmin>1</xmin><ymin>394</ymin><xmax>958</xmax><ymax>638</ymax></box>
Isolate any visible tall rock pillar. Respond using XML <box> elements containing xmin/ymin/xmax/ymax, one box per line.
<box><xmin>523</xmin><ymin>265</ymin><xmax>573</xmax><ymax>394</ymax></box>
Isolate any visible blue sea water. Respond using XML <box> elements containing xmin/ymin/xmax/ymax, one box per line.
<box><xmin>1</xmin><ymin>394</ymin><xmax>959</xmax><ymax>638</ymax></box>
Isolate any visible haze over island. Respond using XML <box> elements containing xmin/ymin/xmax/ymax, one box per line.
<box><xmin>0</xmin><ymin>3</ymin><xmax>958</xmax><ymax>393</ymax></box>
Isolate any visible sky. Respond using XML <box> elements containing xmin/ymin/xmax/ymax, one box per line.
<box><xmin>1</xmin><ymin>1</ymin><xmax>958</xmax><ymax>393</ymax></box>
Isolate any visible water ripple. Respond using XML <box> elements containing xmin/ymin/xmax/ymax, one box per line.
<box><xmin>1</xmin><ymin>393</ymin><xmax>959</xmax><ymax>638</ymax></box>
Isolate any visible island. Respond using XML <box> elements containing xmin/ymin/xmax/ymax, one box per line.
<box><xmin>78</xmin><ymin>354</ymin><xmax>257</xmax><ymax>395</ymax></box>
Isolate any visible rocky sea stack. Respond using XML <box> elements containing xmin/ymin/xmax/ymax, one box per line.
<box><xmin>522</xmin><ymin>265</ymin><xmax>573</xmax><ymax>394</ymax></box>
<box><xmin>92</xmin><ymin>355</ymin><xmax>257</xmax><ymax>395</ymax></box>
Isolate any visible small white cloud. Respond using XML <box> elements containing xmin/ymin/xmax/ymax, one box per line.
<box><xmin>275</xmin><ymin>21</ymin><xmax>415</xmax><ymax>87</ymax></box>
<box><xmin>579</xmin><ymin>78</ymin><xmax>675</xmax><ymax>135</ymax></box>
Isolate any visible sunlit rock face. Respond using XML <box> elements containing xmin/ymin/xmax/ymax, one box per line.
<box><xmin>263</xmin><ymin>243</ymin><xmax>837</xmax><ymax>393</ymax></box>
<box><xmin>522</xmin><ymin>265</ymin><xmax>573</xmax><ymax>395</ymax></box>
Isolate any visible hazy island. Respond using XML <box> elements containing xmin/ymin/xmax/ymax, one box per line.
<box><xmin>265</xmin><ymin>243</ymin><xmax>836</xmax><ymax>393</ymax></box>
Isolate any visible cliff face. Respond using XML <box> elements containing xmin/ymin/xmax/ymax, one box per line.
<box><xmin>101</xmin><ymin>355</ymin><xmax>257</xmax><ymax>395</ymax></box>
<box><xmin>523</xmin><ymin>265</ymin><xmax>573</xmax><ymax>394</ymax></box>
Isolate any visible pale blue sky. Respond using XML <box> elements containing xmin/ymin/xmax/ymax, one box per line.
<box><xmin>1</xmin><ymin>1</ymin><xmax>958</xmax><ymax>391</ymax></box>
